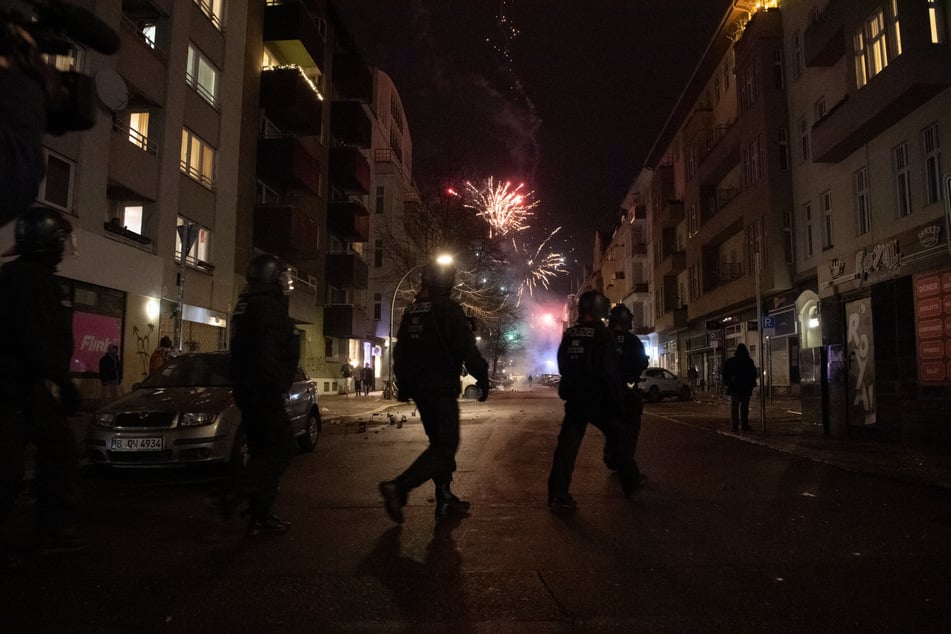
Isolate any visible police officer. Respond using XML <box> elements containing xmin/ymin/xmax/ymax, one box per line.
<box><xmin>603</xmin><ymin>304</ymin><xmax>649</xmax><ymax>489</ymax></box>
<box><xmin>379</xmin><ymin>261</ymin><xmax>489</xmax><ymax>523</ymax></box>
<box><xmin>206</xmin><ymin>254</ymin><xmax>299</xmax><ymax>536</ymax></box>
<box><xmin>548</xmin><ymin>290</ymin><xmax>636</xmax><ymax>511</ymax></box>
<box><xmin>0</xmin><ymin>207</ymin><xmax>85</xmax><ymax>555</ymax></box>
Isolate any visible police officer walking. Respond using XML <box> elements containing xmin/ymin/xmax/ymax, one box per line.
<box><xmin>0</xmin><ymin>207</ymin><xmax>85</xmax><ymax>555</ymax></box>
<box><xmin>604</xmin><ymin>304</ymin><xmax>650</xmax><ymax>489</ymax></box>
<box><xmin>548</xmin><ymin>290</ymin><xmax>636</xmax><ymax>511</ymax></box>
<box><xmin>205</xmin><ymin>254</ymin><xmax>299</xmax><ymax>536</ymax></box>
<box><xmin>379</xmin><ymin>261</ymin><xmax>489</xmax><ymax>523</ymax></box>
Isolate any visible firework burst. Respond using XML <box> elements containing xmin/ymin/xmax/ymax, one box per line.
<box><xmin>510</xmin><ymin>227</ymin><xmax>567</xmax><ymax>305</ymax></box>
<box><xmin>464</xmin><ymin>177</ymin><xmax>538</xmax><ymax>238</ymax></box>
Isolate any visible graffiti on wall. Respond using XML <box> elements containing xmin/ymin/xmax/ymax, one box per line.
<box><xmin>846</xmin><ymin>298</ymin><xmax>876</xmax><ymax>425</ymax></box>
<box><xmin>132</xmin><ymin>323</ymin><xmax>155</xmax><ymax>380</ymax></box>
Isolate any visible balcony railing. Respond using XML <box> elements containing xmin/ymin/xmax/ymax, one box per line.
<box><xmin>803</xmin><ymin>0</ymin><xmax>843</xmax><ymax>67</ymax></box>
<box><xmin>257</xmin><ymin>136</ymin><xmax>321</xmax><ymax>195</ymax></box>
<box><xmin>325</xmin><ymin>253</ymin><xmax>368</xmax><ymax>289</ymax></box>
<box><xmin>260</xmin><ymin>67</ymin><xmax>323</xmax><ymax>134</ymax></box>
<box><xmin>324</xmin><ymin>304</ymin><xmax>372</xmax><ymax>339</ymax></box>
<box><xmin>264</xmin><ymin>0</ymin><xmax>325</xmax><ymax>69</ymax></box>
<box><xmin>253</xmin><ymin>203</ymin><xmax>320</xmax><ymax>258</ymax></box>
<box><xmin>329</xmin><ymin>145</ymin><xmax>370</xmax><ymax>194</ymax></box>
<box><xmin>331</xmin><ymin>100</ymin><xmax>371</xmax><ymax>148</ymax></box>
<box><xmin>328</xmin><ymin>200</ymin><xmax>370</xmax><ymax>242</ymax></box>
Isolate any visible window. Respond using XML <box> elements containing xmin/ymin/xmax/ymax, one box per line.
<box><xmin>687</xmin><ymin>204</ymin><xmax>699</xmax><ymax>237</ymax></box>
<box><xmin>180</xmin><ymin>128</ymin><xmax>215</xmax><ymax>188</ymax></box>
<box><xmin>804</xmin><ymin>201</ymin><xmax>814</xmax><ymax>257</ymax></box>
<box><xmin>186</xmin><ymin>43</ymin><xmax>219</xmax><ymax>106</ymax></box>
<box><xmin>778</xmin><ymin>127</ymin><xmax>789</xmax><ymax>171</ymax></box>
<box><xmin>743</xmin><ymin>135</ymin><xmax>765</xmax><ymax>188</ymax></box>
<box><xmin>373</xmin><ymin>293</ymin><xmax>382</xmax><ymax>320</ymax></box>
<box><xmin>375</xmin><ymin>186</ymin><xmax>384</xmax><ymax>214</ymax></box>
<box><xmin>739</xmin><ymin>63</ymin><xmax>759</xmax><ymax>111</ymax></box>
<box><xmin>854</xmin><ymin>6</ymin><xmax>901</xmax><ymax>88</ymax></box>
<box><xmin>773</xmin><ymin>48</ymin><xmax>784</xmax><ymax>89</ymax></box>
<box><xmin>923</xmin><ymin>123</ymin><xmax>943</xmax><ymax>205</ymax></box>
<box><xmin>255</xmin><ymin>180</ymin><xmax>279</xmax><ymax>204</ymax></box>
<box><xmin>128</xmin><ymin>112</ymin><xmax>151</xmax><ymax>151</ymax></box>
<box><xmin>814</xmin><ymin>97</ymin><xmax>826</xmax><ymax>121</ymax></box>
<box><xmin>792</xmin><ymin>30</ymin><xmax>804</xmax><ymax>78</ymax></box>
<box><xmin>894</xmin><ymin>142</ymin><xmax>912</xmax><ymax>217</ymax></box>
<box><xmin>374</xmin><ymin>239</ymin><xmax>383</xmax><ymax>268</ymax></box>
<box><xmin>193</xmin><ymin>0</ymin><xmax>225</xmax><ymax>30</ymax></box>
<box><xmin>121</xmin><ymin>205</ymin><xmax>144</xmax><ymax>234</ymax></box>
<box><xmin>37</xmin><ymin>151</ymin><xmax>75</xmax><ymax>211</ymax></box>
<box><xmin>854</xmin><ymin>168</ymin><xmax>871</xmax><ymax>235</ymax></box>
<box><xmin>928</xmin><ymin>0</ymin><xmax>945</xmax><ymax>43</ymax></box>
<box><xmin>175</xmin><ymin>217</ymin><xmax>213</xmax><ymax>265</ymax></box>
<box><xmin>799</xmin><ymin>117</ymin><xmax>810</xmax><ymax>162</ymax></box>
<box><xmin>782</xmin><ymin>208</ymin><xmax>794</xmax><ymax>264</ymax></box>
<box><xmin>821</xmin><ymin>191</ymin><xmax>834</xmax><ymax>248</ymax></box>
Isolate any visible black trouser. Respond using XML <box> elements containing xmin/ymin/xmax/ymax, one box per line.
<box><xmin>0</xmin><ymin>384</ymin><xmax>80</xmax><ymax>535</ymax></box>
<box><xmin>604</xmin><ymin>389</ymin><xmax>643</xmax><ymax>476</ymax></box>
<box><xmin>548</xmin><ymin>398</ymin><xmax>634</xmax><ymax>500</ymax></box>
<box><xmin>730</xmin><ymin>392</ymin><xmax>752</xmax><ymax>429</ymax></box>
<box><xmin>234</xmin><ymin>390</ymin><xmax>296</xmax><ymax>521</ymax></box>
<box><xmin>396</xmin><ymin>389</ymin><xmax>459</xmax><ymax>492</ymax></box>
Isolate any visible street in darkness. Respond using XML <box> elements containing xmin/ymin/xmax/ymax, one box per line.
<box><xmin>2</xmin><ymin>388</ymin><xmax>950</xmax><ymax>632</ymax></box>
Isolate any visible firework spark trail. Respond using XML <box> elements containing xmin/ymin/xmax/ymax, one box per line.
<box><xmin>510</xmin><ymin>227</ymin><xmax>566</xmax><ymax>305</ymax></box>
<box><xmin>464</xmin><ymin>177</ymin><xmax>538</xmax><ymax>238</ymax></box>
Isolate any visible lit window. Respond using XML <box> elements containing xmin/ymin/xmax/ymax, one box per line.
<box><xmin>854</xmin><ymin>6</ymin><xmax>901</xmax><ymax>88</ymax></box>
<box><xmin>180</xmin><ymin>128</ymin><xmax>216</xmax><ymax>188</ymax></box>
<box><xmin>928</xmin><ymin>0</ymin><xmax>946</xmax><ymax>43</ymax></box>
<box><xmin>890</xmin><ymin>0</ymin><xmax>903</xmax><ymax>53</ymax></box>
<box><xmin>123</xmin><ymin>205</ymin><xmax>144</xmax><ymax>234</ymax></box>
<box><xmin>186</xmin><ymin>43</ymin><xmax>219</xmax><ymax>106</ymax></box>
<box><xmin>128</xmin><ymin>112</ymin><xmax>150</xmax><ymax>150</ymax></box>
<box><xmin>176</xmin><ymin>216</ymin><xmax>213</xmax><ymax>265</ymax></box>
<box><xmin>193</xmin><ymin>0</ymin><xmax>225</xmax><ymax>30</ymax></box>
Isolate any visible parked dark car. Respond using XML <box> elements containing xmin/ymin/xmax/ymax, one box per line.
<box><xmin>85</xmin><ymin>351</ymin><xmax>321</xmax><ymax>468</ymax></box>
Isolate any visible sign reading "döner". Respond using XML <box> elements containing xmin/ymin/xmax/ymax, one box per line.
<box><xmin>913</xmin><ymin>269</ymin><xmax>951</xmax><ymax>384</ymax></box>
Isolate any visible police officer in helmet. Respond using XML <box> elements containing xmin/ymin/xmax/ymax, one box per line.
<box><xmin>548</xmin><ymin>290</ymin><xmax>637</xmax><ymax>511</ymax></box>
<box><xmin>604</xmin><ymin>303</ymin><xmax>649</xmax><ymax>489</ymax></box>
<box><xmin>206</xmin><ymin>253</ymin><xmax>299</xmax><ymax>536</ymax></box>
<box><xmin>0</xmin><ymin>207</ymin><xmax>85</xmax><ymax>555</ymax></box>
<box><xmin>379</xmin><ymin>260</ymin><xmax>489</xmax><ymax>523</ymax></box>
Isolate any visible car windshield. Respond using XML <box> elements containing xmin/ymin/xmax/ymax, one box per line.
<box><xmin>140</xmin><ymin>354</ymin><xmax>232</xmax><ymax>388</ymax></box>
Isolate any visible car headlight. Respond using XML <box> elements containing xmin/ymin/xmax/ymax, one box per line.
<box><xmin>92</xmin><ymin>412</ymin><xmax>115</xmax><ymax>428</ymax></box>
<box><xmin>179</xmin><ymin>412</ymin><xmax>215</xmax><ymax>427</ymax></box>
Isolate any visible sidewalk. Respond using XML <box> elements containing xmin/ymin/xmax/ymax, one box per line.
<box><xmin>697</xmin><ymin>392</ymin><xmax>951</xmax><ymax>490</ymax></box>
<box><xmin>321</xmin><ymin>390</ymin><xmax>951</xmax><ymax>491</ymax></box>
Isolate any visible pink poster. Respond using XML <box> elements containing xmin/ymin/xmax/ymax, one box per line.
<box><xmin>72</xmin><ymin>312</ymin><xmax>122</xmax><ymax>374</ymax></box>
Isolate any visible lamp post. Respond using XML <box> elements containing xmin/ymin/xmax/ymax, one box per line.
<box><xmin>385</xmin><ymin>254</ymin><xmax>453</xmax><ymax>398</ymax></box>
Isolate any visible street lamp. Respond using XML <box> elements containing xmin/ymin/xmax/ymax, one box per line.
<box><xmin>386</xmin><ymin>253</ymin><xmax>453</xmax><ymax>398</ymax></box>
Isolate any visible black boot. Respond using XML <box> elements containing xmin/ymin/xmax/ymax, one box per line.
<box><xmin>379</xmin><ymin>480</ymin><xmax>407</xmax><ymax>524</ymax></box>
<box><xmin>434</xmin><ymin>483</ymin><xmax>470</xmax><ymax>520</ymax></box>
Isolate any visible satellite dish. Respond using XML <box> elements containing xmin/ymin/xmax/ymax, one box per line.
<box><xmin>96</xmin><ymin>70</ymin><xmax>129</xmax><ymax>113</ymax></box>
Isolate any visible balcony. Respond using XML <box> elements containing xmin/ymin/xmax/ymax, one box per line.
<box><xmin>673</xmin><ymin>307</ymin><xmax>688</xmax><ymax>328</ymax></box>
<box><xmin>631</xmin><ymin>242</ymin><xmax>649</xmax><ymax>257</ymax></box>
<box><xmin>328</xmin><ymin>200</ymin><xmax>370</xmax><ymax>242</ymax></box>
<box><xmin>260</xmin><ymin>67</ymin><xmax>323</xmax><ymax>134</ymax></box>
<box><xmin>697</xmin><ymin>122</ymin><xmax>739</xmax><ymax>187</ymax></box>
<box><xmin>117</xmin><ymin>18</ymin><xmax>166</xmax><ymax>106</ymax></box>
<box><xmin>374</xmin><ymin>148</ymin><xmax>403</xmax><ymax>176</ymax></box>
<box><xmin>657</xmin><ymin>200</ymin><xmax>685</xmax><ymax>227</ymax></box>
<box><xmin>253</xmin><ymin>203</ymin><xmax>319</xmax><ymax>258</ymax></box>
<box><xmin>331</xmin><ymin>100</ymin><xmax>371</xmax><ymax>148</ymax></box>
<box><xmin>665</xmin><ymin>250</ymin><xmax>686</xmax><ymax>274</ymax></box>
<box><xmin>812</xmin><ymin>48</ymin><xmax>951</xmax><ymax>162</ymax></box>
<box><xmin>108</xmin><ymin>128</ymin><xmax>160</xmax><ymax>201</ymax></box>
<box><xmin>803</xmin><ymin>1</ymin><xmax>844</xmax><ymax>67</ymax></box>
<box><xmin>257</xmin><ymin>136</ymin><xmax>321</xmax><ymax>194</ymax></box>
<box><xmin>332</xmin><ymin>40</ymin><xmax>373</xmax><ymax>102</ymax></box>
<box><xmin>330</xmin><ymin>146</ymin><xmax>370</xmax><ymax>194</ymax></box>
<box><xmin>324</xmin><ymin>304</ymin><xmax>372</xmax><ymax>339</ymax></box>
<box><xmin>325</xmin><ymin>253</ymin><xmax>368</xmax><ymax>289</ymax></box>
<box><xmin>632</xmin><ymin>282</ymin><xmax>650</xmax><ymax>294</ymax></box>
<box><xmin>263</xmin><ymin>0</ymin><xmax>325</xmax><ymax>70</ymax></box>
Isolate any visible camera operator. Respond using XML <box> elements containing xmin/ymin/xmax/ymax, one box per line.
<box><xmin>0</xmin><ymin>1</ymin><xmax>120</xmax><ymax>226</ymax></box>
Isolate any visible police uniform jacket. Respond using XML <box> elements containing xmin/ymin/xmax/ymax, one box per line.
<box><xmin>557</xmin><ymin>319</ymin><xmax>624</xmax><ymax>411</ymax></box>
<box><xmin>0</xmin><ymin>256</ymin><xmax>73</xmax><ymax>409</ymax></box>
<box><xmin>616</xmin><ymin>331</ymin><xmax>649</xmax><ymax>387</ymax></box>
<box><xmin>230</xmin><ymin>287</ymin><xmax>299</xmax><ymax>395</ymax></box>
<box><xmin>393</xmin><ymin>293</ymin><xmax>488</xmax><ymax>397</ymax></box>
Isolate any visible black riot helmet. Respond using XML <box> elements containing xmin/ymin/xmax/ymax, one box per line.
<box><xmin>246</xmin><ymin>253</ymin><xmax>294</xmax><ymax>295</ymax></box>
<box><xmin>577</xmin><ymin>290</ymin><xmax>610</xmax><ymax>322</ymax></box>
<box><xmin>8</xmin><ymin>207</ymin><xmax>73</xmax><ymax>258</ymax></box>
<box><xmin>608</xmin><ymin>304</ymin><xmax>634</xmax><ymax>331</ymax></box>
<box><xmin>420</xmin><ymin>262</ymin><xmax>456</xmax><ymax>294</ymax></box>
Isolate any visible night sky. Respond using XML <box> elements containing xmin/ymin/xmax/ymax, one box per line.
<box><xmin>339</xmin><ymin>0</ymin><xmax>730</xmax><ymax>289</ymax></box>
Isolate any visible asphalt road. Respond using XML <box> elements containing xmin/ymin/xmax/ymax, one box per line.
<box><xmin>3</xmin><ymin>389</ymin><xmax>950</xmax><ymax>632</ymax></box>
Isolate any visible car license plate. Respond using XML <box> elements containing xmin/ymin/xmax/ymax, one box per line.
<box><xmin>111</xmin><ymin>437</ymin><xmax>163</xmax><ymax>451</ymax></box>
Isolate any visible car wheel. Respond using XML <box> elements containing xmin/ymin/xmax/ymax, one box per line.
<box><xmin>298</xmin><ymin>410</ymin><xmax>321</xmax><ymax>452</ymax></box>
<box><xmin>229</xmin><ymin>424</ymin><xmax>249</xmax><ymax>475</ymax></box>
<box><xmin>463</xmin><ymin>385</ymin><xmax>481</xmax><ymax>400</ymax></box>
<box><xmin>679</xmin><ymin>385</ymin><xmax>692</xmax><ymax>401</ymax></box>
<box><xmin>647</xmin><ymin>385</ymin><xmax>661</xmax><ymax>403</ymax></box>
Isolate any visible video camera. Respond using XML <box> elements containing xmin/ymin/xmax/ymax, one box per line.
<box><xmin>0</xmin><ymin>0</ymin><xmax>120</xmax><ymax>135</ymax></box>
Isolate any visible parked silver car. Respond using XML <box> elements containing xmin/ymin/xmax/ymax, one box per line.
<box><xmin>639</xmin><ymin>367</ymin><xmax>692</xmax><ymax>402</ymax></box>
<box><xmin>85</xmin><ymin>351</ymin><xmax>321</xmax><ymax>468</ymax></box>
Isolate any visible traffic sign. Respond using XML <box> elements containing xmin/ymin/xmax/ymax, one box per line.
<box><xmin>763</xmin><ymin>316</ymin><xmax>775</xmax><ymax>337</ymax></box>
